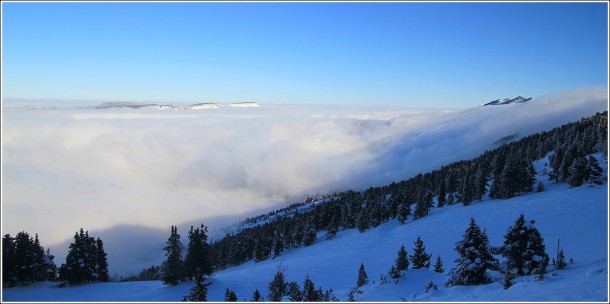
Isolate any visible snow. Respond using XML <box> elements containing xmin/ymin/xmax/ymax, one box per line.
<box><xmin>3</xmin><ymin>154</ymin><xmax>607</xmax><ymax>302</ymax></box>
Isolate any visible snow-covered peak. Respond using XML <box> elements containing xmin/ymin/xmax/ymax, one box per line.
<box><xmin>483</xmin><ymin>95</ymin><xmax>533</xmax><ymax>106</ymax></box>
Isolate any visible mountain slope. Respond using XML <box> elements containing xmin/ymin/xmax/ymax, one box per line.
<box><xmin>3</xmin><ymin>154</ymin><xmax>607</xmax><ymax>302</ymax></box>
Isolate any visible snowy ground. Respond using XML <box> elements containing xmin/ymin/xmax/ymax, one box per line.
<box><xmin>2</xmin><ymin>155</ymin><xmax>608</xmax><ymax>302</ymax></box>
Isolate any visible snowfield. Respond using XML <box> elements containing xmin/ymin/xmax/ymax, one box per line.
<box><xmin>3</xmin><ymin>155</ymin><xmax>607</xmax><ymax>302</ymax></box>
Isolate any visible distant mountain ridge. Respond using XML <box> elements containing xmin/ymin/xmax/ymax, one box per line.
<box><xmin>93</xmin><ymin>101</ymin><xmax>259</xmax><ymax>110</ymax></box>
<box><xmin>483</xmin><ymin>95</ymin><xmax>533</xmax><ymax>106</ymax></box>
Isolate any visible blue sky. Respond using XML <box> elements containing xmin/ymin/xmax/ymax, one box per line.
<box><xmin>1</xmin><ymin>1</ymin><xmax>608</xmax><ymax>107</ymax></box>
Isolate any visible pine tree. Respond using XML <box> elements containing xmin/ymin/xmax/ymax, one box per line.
<box><xmin>474</xmin><ymin>163</ymin><xmax>489</xmax><ymax>201</ymax></box>
<box><xmin>498</xmin><ymin>214</ymin><xmax>529</xmax><ymax>276</ymax></box>
<box><xmin>225</xmin><ymin>288</ymin><xmax>238</xmax><ymax>301</ymax></box>
<box><xmin>325</xmin><ymin>215</ymin><xmax>339</xmax><ymax>240</ymax></box>
<box><xmin>567</xmin><ymin>155</ymin><xmax>588</xmax><ymax>187</ymax></box>
<box><xmin>303</xmin><ymin>222</ymin><xmax>317</xmax><ymax>246</ymax></box>
<box><xmin>458</xmin><ymin>172</ymin><xmax>475</xmax><ymax>206</ymax></box>
<box><xmin>489</xmin><ymin>153</ymin><xmax>506</xmax><ymax>198</ymax></box>
<box><xmin>396</xmin><ymin>202</ymin><xmax>410</xmax><ymax>224</ymax></box>
<box><xmin>410</xmin><ymin>236</ymin><xmax>432</xmax><ymax>269</ymax></box>
<box><xmin>498</xmin><ymin>215</ymin><xmax>549</xmax><ymax>276</ymax></box>
<box><xmin>302</xmin><ymin>275</ymin><xmax>319</xmax><ymax>302</ymax></box>
<box><xmin>252</xmin><ymin>288</ymin><xmax>263</xmax><ymax>302</ymax></box>
<box><xmin>14</xmin><ymin>231</ymin><xmax>38</xmax><ymax>284</ymax></box>
<box><xmin>44</xmin><ymin>247</ymin><xmax>58</xmax><ymax>281</ymax></box>
<box><xmin>388</xmin><ymin>265</ymin><xmax>401</xmax><ymax>281</ymax></box>
<box><xmin>268</xmin><ymin>265</ymin><xmax>287</xmax><ymax>301</ymax></box>
<box><xmin>60</xmin><ymin>229</ymin><xmax>96</xmax><ymax>285</ymax></box>
<box><xmin>184</xmin><ymin>224</ymin><xmax>212</xmax><ymax>280</ymax></box>
<box><xmin>273</xmin><ymin>236</ymin><xmax>284</xmax><ymax>257</ymax></box>
<box><xmin>554</xmin><ymin>249</ymin><xmax>567</xmax><ymax>270</ymax></box>
<box><xmin>414</xmin><ymin>192</ymin><xmax>434</xmax><ymax>218</ymax></box>
<box><xmin>95</xmin><ymin>238</ymin><xmax>110</xmax><ymax>282</ymax></box>
<box><xmin>523</xmin><ymin>222</ymin><xmax>549</xmax><ymax>276</ymax></box>
<box><xmin>433</xmin><ymin>256</ymin><xmax>444</xmax><ymax>273</ymax></box>
<box><xmin>182</xmin><ymin>274</ymin><xmax>211</xmax><ymax>302</ymax></box>
<box><xmin>357</xmin><ymin>263</ymin><xmax>369</xmax><ymax>287</ymax></box>
<box><xmin>162</xmin><ymin>226</ymin><xmax>184</xmax><ymax>285</ymax></box>
<box><xmin>32</xmin><ymin>234</ymin><xmax>47</xmax><ymax>282</ymax></box>
<box><xmin>287</xmin><ymin>281</ymin><xmax>303</xmax><ymax>302</ymax></box>
<box><xmin>586</xmin><ymin>155</ymin><xmax>604</xmax><ymax>185</ymax></box>
<box><xmin>356</xmin><ymin>208</ymin><xmax>370</xmax><ymax>232</ymax></box>
<box><xmin>395</xmin><ymin>244</ymin><xmax>409</xmax><ymax>271</ymax></box>
<box><xmin>3</xmin><ymin>234</ymin><xmax>17</xmax><ymax>286</ymax></box>
<box><xmin>437</xmin><ymin>179</ymin><xmax>447</xmax><ymax>208</ymax></box>
<box><xmin>446</xmin><ymin>218</ymin><xmax>498</xmax><ymax>287</ymax></box>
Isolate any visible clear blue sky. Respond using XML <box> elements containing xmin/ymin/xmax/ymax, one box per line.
<box><xmin>1</xmin><ymin>1</ymin><xmax>608</xmax><ymax>107</ymax></box>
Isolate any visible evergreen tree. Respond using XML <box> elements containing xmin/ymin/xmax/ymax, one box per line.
<box><xmin>410</xmin><ymin>236</ymin><xmax>432</xmax><ymax>269</ymax></box>
<box><xmin>395</xmin><ymin>244</ymin><xmax>409</xmax><ymax>271</ymax></box>
<box><xmin>414</xmin><ymin>192</ymin><xmax>433</xmax><ymax>218</ymax></box>
<box><xmin>489</xmin><ymin>153</ymin><xmax>506</xmax><ymax>198</ymax></box>
<box><xmin>498</xmin><ymin>214</ymin><xmax>529</xmax><ymax>276</ymax></box>
<box><xmin>396</xmin><ymin>202</ymin><xmax>410</xmax><ymax>224</ymax></box>
<box><xmin>252</xmin><ymin>288</ymin><xmax>263</xmax><ymax>302</ymax></box>
<box><xmin>224</xmin><ymin>288</ymin><xmax>238</xmax><ymax>301</ymax></box>
<box><xmin>59</xmin><ymin>229</ymin><xmax>107</xmax><ymax>285</ymax></box>
<box><xmin>554</xmin><ymin>249</ymin><xmax>567</xmax><ymax>270</ymax></box>
<box><xmin>184</xmin><ymin>224</ymin><xmax>212</xmax><ymax>280</ymax></box>
<box><xmin>268</xmin><ymin>266</ymin><xmax>287</xmax><ymax>301</ymax></box>
<box><xmin>357</xmin><ymin>263</ymin><xmax>369</xmax><ymax>287</ymax></box>
<box><xmin>498</xmin><ymin>215</ymin><xmax>549</xmax><ymax>276</ymax></box>
<box><xmin>303</xmin><ymin>222</ymin><xmax>317</xmax><ymax>246</ymax></box>
<box><xmin>14</xmin><ymin>231</ymin><xmax>38</xmax><ymax>284</ymax></box>
<box><xmin>586</xmin><ymin>155</ymin><xmax>604</xmax><ymax>185</ymax></box>
<box><xmin>446</xmin><ymin>218</ymin><xmax>498</xmax><ymax>287</ymax></box>
<box><xmin>287</xmin><ymin>281</ymin><xmax>303</xmax><ymax>302</ymax></box>
<box><xmin>44</xmin><ymin>247</ymin><xmax>58</xmax><ymax>281</ymax></box>
<box><xmin>95</xmin><ymin>238</ymin><xmax>110</xmax><ymax>282</ymax></box>
<box><xmin>325</xmin><ymin>215</ymin><xmax>339</xmax><ymax>240</ymax></box>
<box><xmin>302</xmin><ymin>275</ymin><xmax>320</xmax><ymax>302</ymax></box>
<box><xmin>474</xmin><ymin>163</ymin><xmax>489</xmax><ymax>201</ymax></box>
<box><xmin>162</xmin><ymin>226</ymin><xmax>184</xmax><ymax>285</ymax></box>
<box><xmin>356</xmin><ymin>208</ymin><xmax>370</xmax><ymax>232</ymax></box>
<box><xmin>60</xmin><ymin>229</ymin><xmax>94</xmax><ymax>285</ymax></box>
<box><xmin>433</xmin><ymin>256</ymin><xmax>444</xmax><ymax>273</ymax></box>
<box><xmin>437</xmin><ymin>179</ymin><xmax>447</xmax><ymax>208</ymax></box>
<box><xmin>568</xmin><ymin>155</ymin><xmax>605</xmax><ymax>187</ymax></box>
<box><xmin>3</xmin><ymin>234</ymin><xmax>17</xmax><ymax>286</ymax></box>
<box><xmin>273</xmin><ymin>236</ymin><xmax>285</xmax><ymax>257</ymax></box>
<box><xmin>523</xmin><ymin>222</ymin><xmax>549</xmax><ymax>276</ymax></box>
<box><xmin>182</xmin><ymin>275</ymin><xmax>211</xmax><ymax>302</ymax></box>
<box><xmin>32</xmin><ymin>234</ymin><xmax>47</xmax><ymax>282</ymax></box>
<box><xmin>458</xmin><ymin>172</ymin><xmax>475</xmax><ymax>206</ymax></box>
<box><xmin>388</xmin><ymin>265</ymin><xmax>401</xmax><ymax>281</ymax></box>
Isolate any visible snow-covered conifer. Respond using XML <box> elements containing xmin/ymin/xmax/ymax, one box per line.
<box><xmin>446</xmin><ymin>218</ymin><xmax>498</xmax><ymax>287</ymax></box>
<box><xmin>410</xmin><ymin>236</ymin><xmax>432</xmax><ymax>269</ymax></box>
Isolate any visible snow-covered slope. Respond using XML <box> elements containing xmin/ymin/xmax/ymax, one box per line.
<box><xmin>3</xmin><ymin>154</ymin><xmax>607</xmax><ymax>302</ymax></box>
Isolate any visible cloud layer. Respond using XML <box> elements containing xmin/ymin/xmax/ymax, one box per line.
<box><xmin>2</xmin><ymin>86</ymin><xmax>607</xmax><ymax>276</ymax></box>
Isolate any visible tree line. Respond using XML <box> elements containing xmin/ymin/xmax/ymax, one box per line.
<box><xmin>2</xmin><ymin>228</ymin><xmax>109</xmax><ymax>288</ymax></box>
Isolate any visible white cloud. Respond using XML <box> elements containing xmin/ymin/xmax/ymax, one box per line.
<box><xmin>2</xmin><ymin>86</ymin><xmax>607</xmax><ymax>276</ymax></box>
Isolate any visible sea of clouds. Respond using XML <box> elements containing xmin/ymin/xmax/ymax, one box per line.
<box><xmin>1</xmin><ymin>86</ymin><xmax>607</xmax><ymax>276</ymax></box>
